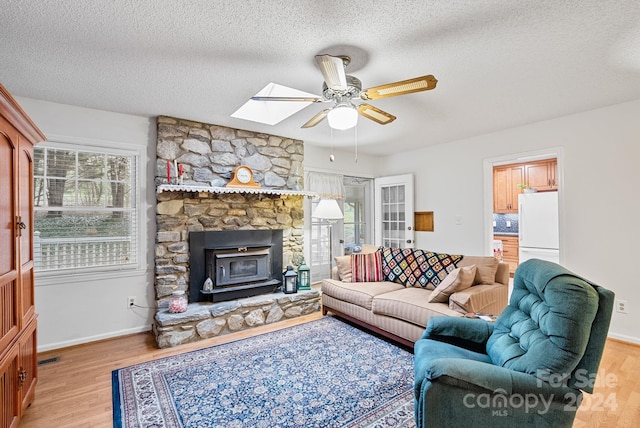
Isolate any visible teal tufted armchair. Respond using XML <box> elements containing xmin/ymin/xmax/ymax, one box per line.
<box><xmin>413</xmin><ymin>259</ymin><xmax>614</xmax><ymax>428</ymax></box>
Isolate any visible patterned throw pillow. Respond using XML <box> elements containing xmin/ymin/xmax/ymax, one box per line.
<box><xmin>351</xmin><ymin>251</ymin><xmax>383</xmax><ymax>282</ymax></box>
<box><xmin>381</xmin><ymin>247</ymin><xmax>463</xmax><ymax>288</ymax></box>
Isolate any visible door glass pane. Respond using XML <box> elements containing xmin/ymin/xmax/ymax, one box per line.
<box><xmin>380</xmin><ymin>183</ymin><xmax>406</xmax><ymax>248</ymax></box>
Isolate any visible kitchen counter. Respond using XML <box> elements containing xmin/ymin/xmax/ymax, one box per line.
<box><xmin>494</xmin><ymin>232</ymin><xmax>519</xmax><ymax>236</ymax></box>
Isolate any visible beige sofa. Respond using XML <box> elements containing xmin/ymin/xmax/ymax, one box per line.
<box><xmin>321</xmin><ymin>248</ymin><xmax>509</xmax><ymax>347</ymax></box>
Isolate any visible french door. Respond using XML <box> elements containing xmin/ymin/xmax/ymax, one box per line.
<box><xmin>374</xmin><ymin>174</ymin><xmax>414</xmax><ymax>248</ymax></box>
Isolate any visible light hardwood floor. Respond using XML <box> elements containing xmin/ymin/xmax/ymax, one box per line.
<box><xmin>19</xmin><ymin>313</ymin><xmax>640</xmax><ymax>428</ymax></box>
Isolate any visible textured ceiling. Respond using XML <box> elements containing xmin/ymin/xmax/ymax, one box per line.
<box><xmin>2</xmin><ymin>0</ymin><xmax>640</xmax><ymax>155</ymax></box>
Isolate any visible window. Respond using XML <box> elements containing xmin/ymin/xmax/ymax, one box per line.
<box><xmin>343</xmin><ymin>176</ymin><xmax>372</xmax><ymax>254</ymax></box>
<box><xmin>33</xmin><ymin>144</ymin><xmax>137</xmax><ymax>274</ymax></box>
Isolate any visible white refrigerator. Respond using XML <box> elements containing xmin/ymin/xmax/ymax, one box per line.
<box><xmin>518</xmin><ymin>192</ymin><xmax>559</xmax><ymax>264</ymax></box>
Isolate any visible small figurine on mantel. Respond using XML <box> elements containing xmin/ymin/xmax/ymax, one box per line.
<box><xmin>203</xmin><ymin>277</ymin><xmax>213</xmax><ymax>291</ymax></box>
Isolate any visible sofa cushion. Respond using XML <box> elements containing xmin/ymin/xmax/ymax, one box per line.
<box><xmin>372</xmin><ymin>287</ymin><xmax>462</xmax><ymax>326</ymax></box>
<box><xmin>381</xmin><ymin>247</ymin><xmax>463</xmax><ymax>289</ymax></box>
<box><xmin>457</xmin><ymin>255</ymin><xmax>499</xmax><ymax>285</ymax></box>
<box><xmin>351</xmin><ymin>251</ymin><xmax>383</xmax><ymax>282</ymax></box>
<box><xmin>448</xmin><ymin>283</ymin><xmax>506</xmax><ymax>315</ymax></box>
<box><xmin>428</xmin><ymin>265</ymin><xmax>476</xmax><ymax>303</ymax></box>
<box><xmin>321</xmin><ymin>279</ymin><xmax>405</xmax><ymax>311</ymax></box>
<box><xmin>335</xmin><ymin>255</ymin><xmax>352</xmax><ymax>282</ymax></box>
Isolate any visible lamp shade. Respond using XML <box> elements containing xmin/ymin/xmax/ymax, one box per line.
<box><xmin>312</xmin><ymin>199</ymin><xmax>344</xmax><ymax>220</ymax></box>
<box><xmin>327</xmin><ymin>104</ymin><xmax>358</xmax><ymax>130</ymax></box>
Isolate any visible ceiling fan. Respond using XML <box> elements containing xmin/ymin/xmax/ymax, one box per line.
<box><xmin>231</xmin><ymin>54</ymin><xmax>437</xmax><ymax>130</ymax></box>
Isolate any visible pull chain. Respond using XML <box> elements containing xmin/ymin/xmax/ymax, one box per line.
<box><xmin>354</xmin><ymin>125</ymin><xmax>358</xmax><ymax>163</ymax></box>
<box><xmin>330</xmin><ymin>127</ymin><xmax>335</xmax><ymax>162</ymax></box>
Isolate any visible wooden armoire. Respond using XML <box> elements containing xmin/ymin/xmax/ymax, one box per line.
<box><xmin>0</xmin><ymin>84</ymin><xmax>45</xmax><ymax>427</ymax></box>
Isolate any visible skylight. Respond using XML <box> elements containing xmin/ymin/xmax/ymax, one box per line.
<box><xmin>231</xmin><ymin>82</ymin><xmax>319</xmax><ymax>126</ymax></box>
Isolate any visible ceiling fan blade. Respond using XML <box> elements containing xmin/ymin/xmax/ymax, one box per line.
<box><xmin>315</xmin><ymin>55</ymin><xmax>348</xmax><ymax>92</ymax></box>
<box><xmin>251</xmin><ymin>96</ymin><xmax>323</xmax><ymax>102</ymax></box>
<box><xmin>301</xmin><ymin>109</ymin><xmax>330</xmax><ymax>128</ymax></box>
<box><xmin>361</xmin><ymin>75</ymin><xmax>438</xmax><ymax>100</ymax></box>
<box><xmin>357</xmin><ymin>104</ymin><xmax>397</xmax><ymax>125</ymax></box>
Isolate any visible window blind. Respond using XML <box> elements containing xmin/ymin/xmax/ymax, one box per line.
<box><xmin>33</xmin><ymin>145</ymin><xmax>137</xmax><ymax>273</ymax></box>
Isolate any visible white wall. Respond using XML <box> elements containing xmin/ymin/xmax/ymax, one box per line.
<box><xmin>379</xmin><ymin>99</ymin><xmax>640</xmax><ymax>343</ymax></box>
<box><xmin>16</xmin><ymin>97</ymin><xmax>156</xmax><ymax>351</ymax></box>
<box><xmin>303</xmin><ymin>143</ymin><xmax>380</xmax><ymax>176</ymax></box>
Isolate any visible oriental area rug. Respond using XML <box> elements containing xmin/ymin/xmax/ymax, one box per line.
<box><xmin>112</xmin><ymin>316</ymin><xmax>415</xmax><ymax>428</ymax></box>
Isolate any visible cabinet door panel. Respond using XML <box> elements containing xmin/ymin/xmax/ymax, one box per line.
<box><xmin>18</xmin><ymin>319</ymin><xmax>37</xmax><ymax>413</ymax></box>
<box><xmin>18</xmin><ymin>142</ymin><xmax>35</xmax><ymax>325</ymax></box>
<box><xmin>493</xmin><ymin>168</ymin><xmax>510</xmax><ymax>212</ymax></box>
<box><xmin>18</xmin><ymin>143</ymin><xmax>33</xmax><ymax>268</ymax></box>
<box><xmin>508</xmin><ymin>166</ymin><xmax>524</xmax><ymax>211</ymax></box>
<box><xmin>525</xmin><ymin>163</ymin><xmax>551</xmax><ymax>191</ymax></box>
<box><xmin>0</xmin><ymin>131</ymin><xmax>15</xmax><ymax>279</ymax></box>
<box><xmin>0</xmin><ymin>346</ymin><xmax>20</xmax><ymax>428</ymax></box>
<box><xmin>549</xmin><ymin>159</ymin><xmax>558</xmax><ymax>189</ymax></box>
<box><xmin>0</xmin><ymin>131</ymin><xmax>19</xmax><ymax>351</ymax></box>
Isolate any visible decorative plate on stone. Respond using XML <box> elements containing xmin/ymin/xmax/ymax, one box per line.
<box><xmin>226</xmin><ymin>165</ymin><xmax>261</xmax><ymax>189</ymax></box>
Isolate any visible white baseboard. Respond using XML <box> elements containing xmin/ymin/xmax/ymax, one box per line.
<box><xmin>607</xmin><ymin>332</ymin><xmax>640</xmax><ymax>345</ymax></box>
<box><xmin>37</xmin><ymin>325</ymin><xmax>152</xmax><ymax>353</ymax></box>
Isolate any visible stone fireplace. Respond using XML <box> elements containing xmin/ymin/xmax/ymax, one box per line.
<box><xmin>152</xmin><ymin>116</ymin><xmax>320</xmax><ymax>348</ymax></box>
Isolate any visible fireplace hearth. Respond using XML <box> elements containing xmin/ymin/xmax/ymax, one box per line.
<box><xmin>189</xmin><ymin>230</ymin><xmax>283</xmax><ymax>303</ymax></box>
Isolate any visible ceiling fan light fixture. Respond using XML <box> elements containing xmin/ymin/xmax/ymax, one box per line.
<box><xmin>327</xmin><ymin>104</ymin><xmax>358</xmax><ymax>130</ymax></box>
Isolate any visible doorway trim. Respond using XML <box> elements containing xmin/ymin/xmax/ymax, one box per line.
<box><xmin>483</xmin><ymin>147</ymin><xmax>565</xmax><ymax>263</ymax></box>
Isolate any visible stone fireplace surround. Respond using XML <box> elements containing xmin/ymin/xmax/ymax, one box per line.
<box><xmin>153</xmin><ymin>116</ymin><xmax>320</xmax><ymax>348</ymax></box>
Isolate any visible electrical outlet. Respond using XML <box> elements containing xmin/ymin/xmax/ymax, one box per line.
<box><xmin>616</xmin><ymin>299</ymin><xmax>628</xmax><ymax>314</ymax></box>
<box><xmin>127</xmin><ymin>296</ymin><xmax>136</xmax><ymax>309</ymax></box>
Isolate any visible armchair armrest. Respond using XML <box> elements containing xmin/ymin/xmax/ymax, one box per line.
<box><xmin>416</xmin><ymin>356</ymin><xmax>578</xmax><ymax>400</ymax></box>
<box><xmin>421</xmin><ymin>316</ymin><xmax>494</xmax><ymax>346</ymax></box>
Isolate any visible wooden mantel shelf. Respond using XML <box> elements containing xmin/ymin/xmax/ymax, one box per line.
<box><xmin>157</xmin><ymin>183</ymin><xmax>316</xmax><ymax>197</ymax></box>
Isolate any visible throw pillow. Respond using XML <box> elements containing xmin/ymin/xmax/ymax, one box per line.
<box><xmin>428</xmin><ymin>265</ymin><xmax>477</xmax><ymax>303</ymax></box>
<box><xmin>334</xmin><ymin>255</ymin><xmax>352</xmax><ymax>282</ymax></box>
<box><xmin>381</xmin><ymin>247</ymin><xmax>463</xmax><ymax>288</ymax></box>
<box><xmin>351</xmin><ymin>251</ymin><xmax>383</xmax><ymax>282</ymax></box>
<box><xmin>472</xmin><ymin>257</ymin><xmax>499</xmax><ymax>285</ymax></box>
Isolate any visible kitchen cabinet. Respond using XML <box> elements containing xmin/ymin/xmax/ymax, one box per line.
<box><xmin>493</xmin><ymin>159</ymin><xmax>557</xmax><ymax>214</ymax></box>
<box><xmin>493</xmin><ymin>165</ymin><xmax>523</xmax><ymax>213</ymax></box>
<box><xmin>524</xmin><ymin>159</ymin><xmax>557</xmax><ymax>191</ymax></box>
<box><xmin>1</xmin><ymin>83</ymin><xmax>45</xmax><ymax>427</ymax></box>
<box><xmin>495</xmin><ymin>235</ymin><xmax>519</xmax><ymax>276</ymax></box>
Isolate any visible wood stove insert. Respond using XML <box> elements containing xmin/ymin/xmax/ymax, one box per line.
<box><xmin>189</xmin><ymin>230</ymin><xmax>283</xmax><ymax>302</ymax></box>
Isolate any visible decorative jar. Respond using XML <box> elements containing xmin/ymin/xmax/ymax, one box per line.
<box><xmin>169</xmin><ymin>290</ymin><xmax>188</xmax><ymax>313</ymax></box>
